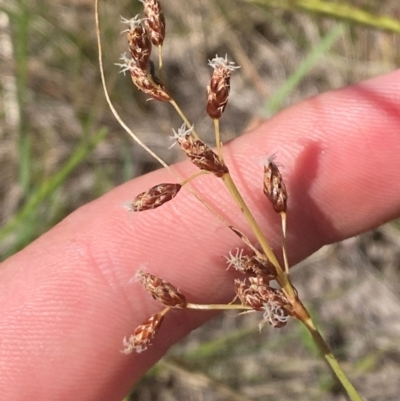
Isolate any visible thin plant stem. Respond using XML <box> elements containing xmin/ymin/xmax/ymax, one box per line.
<box><xmin>302</xmin><ymin>317</ymin><xmax>364</xmax><ymax>401</ymax></box>
<box><xmin>281</xmin><ymin>211</ymin><xmax>290</xmax><ymax>274</ymax></box>
<box><xmin>160</xmin><ymin>306</ymin><xmax>170</xmax><ymax>317</ymax></box>
<box><xmin>169</xmin><ymin>99</ymin><xmax>200</xmax><ymax>139</ymax></box>
<box><xmin>158</xmin><ymin>44</ymin><xmax>163</xmax><ymax>71</ymax></box>
<box><xmin>180</xmin><ymin>171</ymin><xmax>210</xmax><ymax>186</ymax></box>
<box><xmin>187</xmin><ymin>303</ymin><xmax>252</xmax><ymax>311</ymax></box>
<box><xmin>213</xmin><ymin>118</ymin><xmax>223</xmax><ymax>160</ymax></box>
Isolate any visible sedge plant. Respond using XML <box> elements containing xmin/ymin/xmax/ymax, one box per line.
<box><xmin>95</xmin><ymin>1</ymin><xmax>364</xmax><ymax>400</ymax></box>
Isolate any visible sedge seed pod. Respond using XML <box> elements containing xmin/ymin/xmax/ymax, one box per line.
<box><xmin>171</xmin><ymin>124</ymin><xmax>228</xmax><ymax>177</ymax></box>
<box><xmin>131</xmin><ymin>183</ymin><xmax>182</xmax><ymax>211</ymax></box>
<box><xmin>122</xmin><ymin>312</ymin><xmax>165</xmax><ymax>354</ymax></box>
<box><xmin>263</xmin><ymin>155</ymin><xmax>287</xmax><ymax>213</ymax></box>
<box><xmin>122</xmin><ymin>16</ymin><xmax>152</xmax><ymax>70</ymax></box>
<box><xmin>136</xmin><ymin>270</ymin><xmax>187</xmax><ymax>308</ymax></box>
<box><xmin>141</xmin><ymin>0</ymin><xmax>166</xmax><ymax>46</ymax></box>
<box><xmin>117</xmin><ymin>54</ymin><xmax>171</xmax><ymax>101</ymax></box>
<box><xmin>207</xmin><ymin>55</ymin><xmax>240</xmax><ymax>119</ymax></box>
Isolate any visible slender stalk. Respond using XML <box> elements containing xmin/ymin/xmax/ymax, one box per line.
<box><xmin>160</xmin><ymin>306</ymin><xmax>170</xmax><ymax>317</ymax></box>
<box><xmin>213</xmin><ymin>118</ymin><xmax>223</xmax><ymax>160</ymax></box>
<box><xmin>169</xmin><ymin>99</ymin><xmax>200</xmax><ymax>139</ymax></box>
<box><xmin>280</xmin><ymin>211</ymin><xmax>290</xmax><ymax>274</ymax></box>
<box><xmin>180</xmin><ymin>171</ymin><xmax>209</xmax><ymax>186</ymax></box>
<box><xmin>187</xmin><ymin>303</ymin><xmax>252</xmax><ymax>311</ymax></box>
<box><xmin>158</xmin><ymin>45</ymin><xmax>163</xmax><ymax>71</ymax></box>
<box><xmin>301</xmin><ymin>317</ymin><xmax>364</xmax><ymax>401</ymax></box>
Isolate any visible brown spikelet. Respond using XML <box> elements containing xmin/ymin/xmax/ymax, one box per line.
<box><xmin>172</xmin><ymin>124</ymin><xmax>228</xmax><ymax>177</ymax></box>
<box><xmin>130</xmin><ymin>183</ymin><xmax>181</xmax><ymax>212</ymax></box>
<box><xmin>207</xmin><ymin>55</ymin><xmax>240</xmax><ymax>119</ymax></box>
<box><xmin>136</xmin><ymin>270</ymin><xmax>188</xmax><ymax>308</ymax></box>
<box><xmin>235</xmin><ymin>277</ymin><xmax>290</xmax><ymax>310</ymax></box>
<box><xmin>141</xmin><ymin>0</ymin><xmax>166</xmax><ymax>46</ymax></box>
<box><xmin>226</xmin><ymin>249</ymin><xmax>277</xmax><ymax>281</ymax></box>
<box><xmin>122</xmin><ymin>16</ymin><xmax>152</xmax><ymax>70</ymax></box>
<box><xmin>235</xmin><ymin>276</ymin><xmax>267</xmax><ymax>311</ymax></box>
<box><xmin>263</xmin><ymin>156</ymin><xmax>288</xmax><ymax>213</ymax></box>
<box><xmin>117</xmin><ymin>54</ymin><xmax>170</xmax><ymax>101</ymax></box>
<box><xmin>129</xmin><ymin>61</ymin><xmax>170</xmax><ymax>101</ymax></box>
<box><xmin>122</xmin><ymin>312</ymin><xmax>164</xmax><ymax>354</ymax></box>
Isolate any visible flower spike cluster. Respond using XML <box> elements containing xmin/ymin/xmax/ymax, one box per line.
<box><xmin>140</xmin><ymin>0</ymin><xmax>166</xmax><ymax>46</ymax></box>
<box><xmin>117</xmin><ymin>54</ymin><xmax>170</xmax><ymax>102</ymax></box>
<box><xmin>207</xmin><ymin>55</ymin><xmax>240</xmax><ymax>119</ymax></box>
<box><xmin>122</xmin><ymin>312</ymin><xmax>165</xmax><ymax>354</ymax></box>
<box><xmin>263</xmin><ymin>155</ymin><xmax>288</xmax><ymax>214</ymax></box>
<box><xmin>103</xmin><ymin>1</ymin><xmax>365</xmax><ymax>399</ymax></box>
<box><xmin>129</xmin><ymin>183</ymin><xmax>182</xmax><ymax>211</ymax></box>
<box><xmin>172</xmin><ymin>123</ymin><xmax>229</xmax><ymax>177</ymax></box>
<box><xmin>120</xmin><ymin>0</ymin><xmax>294</xmax><ymax>356</ymax></box>
<box><xmin>118</xmin><ymin>0</ymin><xmax>168</xmax><ymax>101</ymax></box>
<box><xmin>136</xmin><ymin>270</ymin><xmax>187</xmax><ymax>308</ymax></box>
<box><xmin>121</xmin><ymin>16</ymin><xmax>152</xmax><ymax>70</ymax></box>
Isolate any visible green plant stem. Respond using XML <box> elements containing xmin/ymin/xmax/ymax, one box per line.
<box><xmin>302</xmin><ymin>317</ymin><xmax>363</xmax><ymax>401</ymax></box>
<box><xmin>245</xmin><ymin>0</ymin><xmax>400</xmax><ymax>35</ymax></box>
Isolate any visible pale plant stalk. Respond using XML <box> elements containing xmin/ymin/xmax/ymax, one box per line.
<box><xmin>213</xmin><ymin>118</ymin><xmax>223</xmax><ymax>160</ymax></box>
<box><xmin>281</xmin><ymin>211</ymin><xmax>290</xmax><ymax>274</ymax></box>
<box><xmin>95</xmin><ymin>1</ymin><xmax>363</xmax><ymax>400</ymax></box>
<box><xmin>212</xmin><ymin>126</ymin><xmax>363</xmax><ymax>401</ymax></box>
<box><xmin>158</xmin><ymin>45</ymin><xmax>163</xmax><ymax>71</ymax></box>
<box><xmin>186</xmin><ymin>303</ymin><xmax>252</xmax><ymax>311</ymax></box>
<box><xmin>169</xmin><ymin>99</ymin><xmax>200</xmax><ymax>139</ymax></box>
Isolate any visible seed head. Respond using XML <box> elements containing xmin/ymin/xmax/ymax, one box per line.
<box><xmin>136</xmin><ymin>270</ymin><xmax>187</xmax><ymax>308</ymax></box>
<box><xmin>172</xmin><ymin>124</ymin><xmax>228</xmax><ymax>177</ymax></box>
<box><xmin>140</xmin><ymin>0</ymin><xmax>166</xmax><ymax>46</ymax></box>
<box><xmin>207</xmin><ymin>55</ymin><xmax>240</xmax><ymax>119</ymax></box>
<box><xmin>235</xmin><ymin>277</ymin><xmax>290</xmax><ymax>312</ymax></box>
<box><xmin>122</xmin><ymin>312</ymin><xmax>164</xmax><ymax>354</ymax></box>
<box><xmin>117</xmin><ymin>54</ymin><xmax>171</xmax><ymax>102</ymax></box>
<box><xmin>226</xmin><ymin>249</ymin><xmax>277</xmax><ymax>280</ymax></box>
<box><xmin>130</xmin><ymin>183</ymin><xmax>182</xmax><ymax>212</ymax></box>
<box><xmin>263</xmin><ymin>155</ymin><xmax>287</xmax><ymax>213</ymax></box>
<box><xmin>121</xmin><ymin>16</ymin><xmax>152</xmax><ymax>70</ymax></box>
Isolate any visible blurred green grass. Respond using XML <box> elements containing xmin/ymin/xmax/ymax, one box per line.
<box><xmin>1</xmin><ymin>1</ymin><xmax>400</xmax><ymax>400</ymax></box>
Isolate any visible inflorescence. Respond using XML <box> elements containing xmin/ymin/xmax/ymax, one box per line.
<box><xmin>119</xmin><ymin>0</ymin><xmax>294</xmax><ymax>355</ymax></box>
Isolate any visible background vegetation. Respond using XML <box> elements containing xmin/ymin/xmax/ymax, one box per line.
<box><xmin>1</xmin><ymin>0</ymin><xmax>400</xmax><ymax>400</ymax></box>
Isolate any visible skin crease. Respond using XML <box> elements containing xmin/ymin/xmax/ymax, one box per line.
<box><xmin>1</xmin><ymin>70</ymin><xmax>400</xmax><ymax>401</ymax></box>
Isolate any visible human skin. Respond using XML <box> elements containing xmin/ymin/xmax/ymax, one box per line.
<box><xmin>1</xmin><ymin>70</ymin><xmax>400</xmax><ymax>400</ymax></box>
